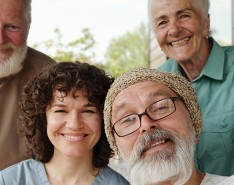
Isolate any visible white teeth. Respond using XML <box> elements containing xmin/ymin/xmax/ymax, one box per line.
<box><xmin>146</xmin><ymin>140</ymin><xmax>165</xmax><ymax>150</ymax></box>
<box><xmin>63</xmin><ymin>135</ymin><xmax>84</xmax><ymax>141</ymax></box>
<box><xmin>151</xmin><ymin>140</ymin><xmax>165</xmax><ymax>148</ymax></box>
<box><xmin>171</xmin><ymin>38</ymin><xmax>189</xmax><ymax>46</ymax></box>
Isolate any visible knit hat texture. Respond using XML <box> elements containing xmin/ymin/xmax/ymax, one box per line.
<box><xmin>104</xmin><ymin>68</ymin><xmax>202</xmax><ymax>154</ymax></box>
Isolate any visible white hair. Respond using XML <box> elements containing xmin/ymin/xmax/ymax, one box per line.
<box><xmin>190</xmin><ymin>0</ymin><xmax>210</xmax><ymax>17</ymax></box>
<box><xmin>0</xmin><ymin>44</ymin><xmax>27</xmax><ymax>78</ymax></box>
<box><xmin>148</xmin><ymin>0</ymin><xmax>210</xmax><ymax>29</ymax></box>
<box><xmin>23</xmin><ymin>0</ymin><xmax>32</xmax><ymax>24</ymax></box>
<box><xmin>119</xmin><ymin>120</ymin><xmax>196</xmax><ymax>185</ymax></box>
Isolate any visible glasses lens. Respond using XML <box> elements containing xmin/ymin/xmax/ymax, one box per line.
<box><xmin>147</xmin><ymin>98</ymin><xmax>175</xmax><ymax>120</ymax></box>
<box><xmin>112</xmin><ymin>98</ymin><xmax>178</xmax><ymax>137</ymax></box>
<box><xmin>114</xmin><ymin>114</ymin><xmax>140</xmax><ymax>137</ymax></box>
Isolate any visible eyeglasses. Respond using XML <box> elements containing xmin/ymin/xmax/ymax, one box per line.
<box><xmin>111</xmin><ymin>97</ymin><xmax>182</xmax><ymax>137</ymax></box>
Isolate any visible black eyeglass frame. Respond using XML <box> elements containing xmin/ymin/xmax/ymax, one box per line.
<box><xmin>111</xmin><ymin>96</ymin><xmax>183</xmax><ymax>137</ymax></box>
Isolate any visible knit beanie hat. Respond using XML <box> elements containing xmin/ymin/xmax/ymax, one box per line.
<box><xmin>104</xmin><ymin>68</ymin><xmax>202</xmax><ymax>154</ymax></box>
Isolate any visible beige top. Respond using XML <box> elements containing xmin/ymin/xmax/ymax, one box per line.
<box><xmin>0</xmin><ymin>47</ymin><xmax>55</xmax><ymax>170</ymax></box>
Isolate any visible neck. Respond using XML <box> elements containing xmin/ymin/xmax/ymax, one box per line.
<box><xmin>156</xmin><ymin>168</ymin><xmax>205</xmax><ymax>185</ymax></box>
<box><xmin>0</xmin><ymin>78</ymin><xmax>6</xmax><ymax>85</ymax></box>
<box><xmin>0</xmin><ymin>76</ymin><xmax>10</xmax><ymax>89</ymax></box>
<box><xmin>44</xmin><ymin>151</ymin><xmax>99</xmax><ymax>185</ymax></box>
<box><xmin>184</xmin><ymin>168</ymin><xmax>205</xmax><ymax>185</ymax></box>
<box><xmin>179</xmin><ymin>39</ymin><xmax>211</xmax><ymax>81</ymax></box>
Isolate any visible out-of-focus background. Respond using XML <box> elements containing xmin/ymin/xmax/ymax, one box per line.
<box><xmin>28</xmin><ymin>0</ymin><xmax>233</xmax><ymax>77</ymax></box>
<box><xmin>28</xmin><ymin>0</ymin><xmax>233</xmax><ymax>178</ymax></box>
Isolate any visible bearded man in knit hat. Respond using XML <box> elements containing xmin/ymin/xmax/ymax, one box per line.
<box><xmin>104</xmin><ymin>68</ymin><xmax>234</xmax><ymax>185</ymax></box>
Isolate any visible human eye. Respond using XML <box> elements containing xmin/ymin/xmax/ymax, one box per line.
<box><xmin>81</xmin><ymin>105</ymin><xmax>99</xmax><ymax>116</ymax></box>
<box><xmin>149</xmin><ymin>100</ymin><xmax>170</xmax><ymax>113</ymax></box>
<box><xmin>50</xmin><ymin>105</ymin><xmax>67</xmax><ymax>113</ymax></box>
<box><xmin>180</xmin><ymin>14</ymin><xmax>189</xmax><ymax>19</ymax></box>
<box><xmin>82</xmin><ymin>109</ymin><xmax>96</xmax><ymax>114</ymax></box>
<box><xmin>5</xmin><ymin>24</ymin><xmax>22</xmax><ymax>32</ymax></box>
<box><xmin>119</xmin><ymin>115</ymin><xmax>137</xmax><ymax>127</ymax></box>
<box><xmin>156</xmin><ymin>20</ymin><xmax>168</xmax><ymax>28</ymax></box>
<box><xmin>178</xmin><ymin>13</ymin><xmax>191</xmax><ymax>21</ymax></box>
<box><xmin>54</xmin><ymin>109</ymin><xmax>67</xmax><ymax>113</ymax></box>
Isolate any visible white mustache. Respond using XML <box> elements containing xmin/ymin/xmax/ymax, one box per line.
<box><xmin>134</xmin><ymin>129</ymin><xmax>175</xmax><ymax>156</ymax></box>
<box><xmin>127</xmin><ymin>128</ymin><xmax>195</xmax><ymax>185</ymax></box>
<box><xmin>0</xmin><ymin>43</ymin><xmax>16</xmax><ymax>50</ymax></box>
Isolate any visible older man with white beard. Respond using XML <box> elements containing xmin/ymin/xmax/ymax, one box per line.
<box><xmin>104</xmin><ymin>68</ymin><xmax>234</xmax><ymax>185</ymax></box>
<box><xmin>0</xmin><ymin>0</ymin><xmax>54</xmax><ymax>170</ymax></box>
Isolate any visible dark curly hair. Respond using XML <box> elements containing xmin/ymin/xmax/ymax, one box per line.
<box><xmin>19</xmin><ymin>61</ymin><xmax>114</xmax><ymax>168</ymax></box>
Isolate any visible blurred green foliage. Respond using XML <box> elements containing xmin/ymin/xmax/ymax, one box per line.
<box><xmin>33</xmin><ymin>22</ymin><xmax>148</xmax><ymax>77</ymax></box>
<box><xmin>103</xmin><ymin>22</ymin><xmax>148</xmax><ymax>77</ymax></box>
<box><xmin>32</xmin><ymin>28</ymin><xmax>96</xmax><ymax>62</ymax></box>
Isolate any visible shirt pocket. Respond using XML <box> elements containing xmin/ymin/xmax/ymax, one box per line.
<box><xmin>197</xmin><ymin>111</ymin><xmax>234</xmax><ymax>158</ymax></box>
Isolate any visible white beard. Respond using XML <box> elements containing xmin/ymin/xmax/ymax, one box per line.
<box><xmin>120</xmin><ymin>126</ymin><xmax>196</xmax><ymax>185</ymax></box>
<box><xmin>0</xmin><ymin>43</ymin><xmax>27</xmax><ymax>78</ymax></box>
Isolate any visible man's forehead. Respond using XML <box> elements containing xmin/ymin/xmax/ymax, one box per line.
<box><xmin>112</xmin><ymin>81</ymin><xmax>176</xmax><ymax>109</ymax></box>
<box><xmin>119</xmin><ymin>81</ymin><xmax>175</xmax><ymax>95</ymax></box>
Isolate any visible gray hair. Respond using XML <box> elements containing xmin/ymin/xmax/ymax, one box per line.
<box><xmin>190</xmin><ymin>0</ymin><xmax>210</xmax><ymax>17</ymax></box>
<box><xmin>148</xmin><ymin>0</ymin><xmax>210</xmax><ymax>28</ymax></box>
<box><xmin>22</xmin><ymin>0</ymin><xmax>32</xmax><ymax>24</ymax></box>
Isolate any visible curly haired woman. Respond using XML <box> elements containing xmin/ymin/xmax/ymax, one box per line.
<box><xmin>0</xmin><ymin>61</ymin><xmax>130</xmax><ymax>185</ymax></box>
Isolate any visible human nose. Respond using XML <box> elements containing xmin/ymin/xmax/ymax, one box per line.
<box><xmin>66</xmin><ymin>112</ymin><xmax>83</xmax><ymax>130</ymax></box>
<box><xmin>139</xmin><ymin>113</ymin><xmax>158</xmax><ymax>133</ymax></box>
<box><xmin>167</xmin><ymin>20</ymin><xmax>182</xmax><ymax>37</ymax></box>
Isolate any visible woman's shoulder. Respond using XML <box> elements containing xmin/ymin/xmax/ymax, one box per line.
<box><xmin>0</xmin><ymin>159</ymin><xmax>49</xmax><ymax>185</ymax></box>
<box><xmin>1</xmin><ymin>159</ymin><xmax>39</xmax><ymax>173</ymax></box>
<box><xmin>93</xmin><ymin>166</ymin><xmax>130</xmax><ymax>185</ymax></box>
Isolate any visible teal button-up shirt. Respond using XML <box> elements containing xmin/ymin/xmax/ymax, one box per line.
<box><xmin>158</xmin><ymin>38</ymin><xmax>234</xmax><ymax>176</ymax></box>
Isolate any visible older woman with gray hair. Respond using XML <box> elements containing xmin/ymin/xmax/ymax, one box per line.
<box><xmin>149</xmin><ymin>0</ymin><xmax>234</xmax><ymax>176</ymax></box>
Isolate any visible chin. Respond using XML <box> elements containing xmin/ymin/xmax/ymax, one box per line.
<box><xmin>0</xmin><ymin>44</ymin><xmax>27</xmax><ymax>78</ymax></box>
<box><xmin>169</xmin><ymin>51</ymin><xmax>194</xmax><ymax>63</ymax></box>
<box><xmin>125</xmin><ymin>128</ymin><xmax>196</xmax><ymax>185</ymax></box>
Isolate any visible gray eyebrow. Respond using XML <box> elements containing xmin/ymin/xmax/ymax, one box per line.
<box><xmin>112</xmin><ymin>89</ymin><xmax>168</xmax><ymax>116</ymax></box>
<box><xmin>154</xmin><ymin>8</ymin><xmax>193</xmax><ymax>23</ymax></box>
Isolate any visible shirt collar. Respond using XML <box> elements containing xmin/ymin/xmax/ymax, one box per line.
<box><xmin>199</xmin><ymin>37</ymin><xmax>224</xmax><ymax>81</ymax></box>
<box><xmin>170</xmin><ymin>37</ymin><xmax>225</xmax><ymax>81</ymax></box>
